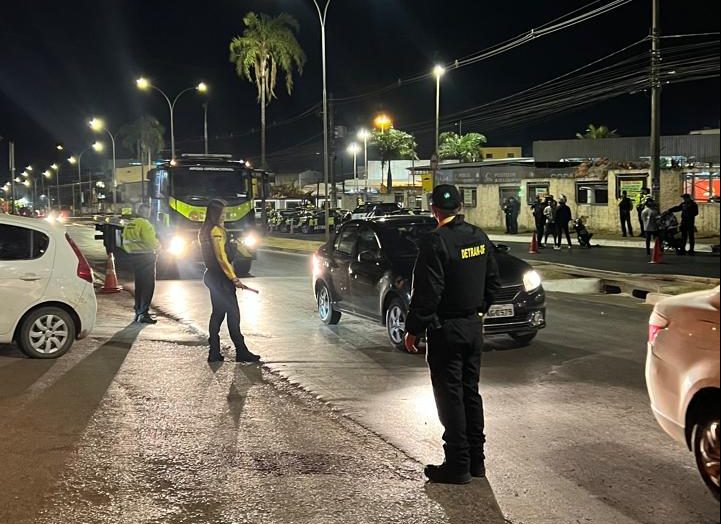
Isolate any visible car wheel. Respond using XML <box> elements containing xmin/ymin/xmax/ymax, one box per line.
<box><xmin>386</xmin><ymin>298</ymin><xmax>407</xmax><ymax>351</ymax></box>
<box><xmin>317</xmin><ymin>283</ymin><xmax>341</xmax><ymax>325</ymax></box>
<box><xmin>510</xmin><ymin>332</ymin><xmax>537</xmax><ymax>346</ymax></box>
<box><xmin>692</xmin><ymin>416</ymin><xmax>720</xmax><ymax>501</ymax></box>
<box><xmin>301</xmin><ymin>224</ymin><xmax>311</xmax><ymax>235</ymax></box>
<box><xmin>233</xmin><ymin>259</ymin><xmax>252</xmax><ymax>277</ymax></box>
<box><xmin>18</xmin><ymin>307</ymin><xmax>75</xmax><ymax>359</ymax></box>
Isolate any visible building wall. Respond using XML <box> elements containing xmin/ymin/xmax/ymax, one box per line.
<box><xmin>458</xmin><ymin>168</ymin><xmax>719</xmax><ymax>236</ymax></box>
<box><xmin>479</xmin><ymin>147</ymin><xmax>523</xmax><ymax>160</ymax></box>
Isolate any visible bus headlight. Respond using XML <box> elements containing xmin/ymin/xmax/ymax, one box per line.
<box><xmin>168</xmin><ymin>236</ymin><xmax>187</xmax><ymax>257</ymax></box>
<box><xmin>242</xmin><ymin>232</ymin><xmax>259</xmax><ymax>249</ymax></box>
<box><xmin>523</xmin><ymin>270</ymin><xmax>542</xmax><ymax>292</ymax></box>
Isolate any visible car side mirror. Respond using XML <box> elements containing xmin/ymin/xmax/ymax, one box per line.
<box><xmin>495</xmin><ymin>243</ymin><xmax>510</xmax><ymax>254</ymax></box>
<box><xmin>358</xmin><ymin>250</ymin><xmax>383</xmax><ymax>263</ymax></box>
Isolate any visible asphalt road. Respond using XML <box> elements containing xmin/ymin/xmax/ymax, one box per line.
<box><xmin>24</xmin><ymin>223</ymin><xmax>717</xmax><ymax>523</ymax></box>
<box><xmin>133</xmin><ymin>248</ymin><xmax>717</xmax><ymax>524</ymax></box>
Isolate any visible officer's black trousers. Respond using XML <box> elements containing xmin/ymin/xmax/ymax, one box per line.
<box><xmin>681</xmin><ymin>222</ymin><xmax>696</xmax><ymax>254</ymax></box>
<box><xmin>427</xmin><ymin>315</ymin><xmax>485</xmax><ymax>471</ymax></box>
<box><xmin>130</xmin><ymin>254</ymin><xmax>156</xmax><ymax>317</ymax></box>
<box><xmin>203</xmin><ymin>271</ymin><xmax>246</xmax><ymax>357</ymax></box>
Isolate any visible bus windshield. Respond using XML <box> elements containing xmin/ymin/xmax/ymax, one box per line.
<box><xmin>171</xmin><ymin>168</ymin><xmax>250</xmax><ymax>203</ymax></box>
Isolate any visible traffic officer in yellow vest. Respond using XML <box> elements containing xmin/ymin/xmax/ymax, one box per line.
<box><xmin>122</xmin><ymin>204</ymin><xmax>160</xmax><ymax>324</ymax></box>
<box><xmin>405</xmin><ymin>185</ymin><xmax>501</xmax><ymax>484</ymax></box>
<box><xmin>636</xmin><ymin>187</ymin><xmax>651</xmax><ymax>236</ymax></box>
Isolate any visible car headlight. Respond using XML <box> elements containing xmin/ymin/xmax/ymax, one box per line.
<box><xmin>168</xmin><ymin>236</ymin><xmax>187</xmax><ymax>257</ymax></box>
<box><xmin>242</xmin><ymin>232</ymin><xmax>259</xmax><ymax>249</ymax></box>
<box><xmin>523</xmin><ymin>270</ymin><xmax>542</xmax><ymax>292</ymax></box>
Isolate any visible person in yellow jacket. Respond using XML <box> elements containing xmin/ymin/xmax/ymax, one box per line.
<box><xmin>635</xmin><ymin>187</ymin><xmax>651</xmax><ymax>237</ymax></box>
<box><xmin>122</xmin><ymin>204</ymin><xmax>160</xmax><ymax>324</ymax></box>
<box><xmin>199</xmin><ymin>199</ymin><xmax>260</xmax><ymax>363</ymax></box>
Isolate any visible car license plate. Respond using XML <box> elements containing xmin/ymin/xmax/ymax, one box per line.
<box><xmin>487</xmin><ymin>304</ymin><xmax>515</xmax><ymax>318</ymax></box>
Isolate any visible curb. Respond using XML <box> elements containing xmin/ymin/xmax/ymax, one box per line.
<box><xmin>541</xmin><ymin>278</ymin><xmax>602</xmax><ymax>294</ymax></box>
<box><xmin>645</xmin><ymin>293</ymin><xmax>673</xmax><ymax>305</ymax></box>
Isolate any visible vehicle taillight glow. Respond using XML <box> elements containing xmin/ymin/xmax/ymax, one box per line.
<box><xmin>648</xmin><ymin>310</ymin><xmax>669</xmax><ymax>344</ymax></box>
<box><xmin>65</xmin><ymin>234</ymin><xmax>94</xmax><ymax>283</ymax></box>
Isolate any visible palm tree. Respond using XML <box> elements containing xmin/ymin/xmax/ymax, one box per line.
<box><xmin>229</xmin><ymin>12</ymin><xmax>306</xmax><ymax>168</ymax></box>
<box><xmin>371</xmin><ymin>128</ymin><xmax>418</xmax><ymax>193</ymax></box>
<box><xmin>438</xmin><ymin>132</ymin><xmax>487</xmax><ymax>162</ymax></box>
<box><xmin>576</xmin><ymin>124</ymin><xmax>619</xmax><ymax>139</ymax></box>
<box><xmin>118</xmin><ymin>115</ymin><xmax>165</xmax><ymax>201</ymax></box>
<box><xmin>118</xmin><ymin>115</ymin><xmax>165</xmax><ymax>160</ymax></box>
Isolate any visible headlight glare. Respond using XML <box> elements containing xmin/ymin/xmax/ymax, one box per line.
<box><xmin>523</xmin><ymin>270</ymin><xmax>542</xmax><ymax>292</ymax></box>
<box><xmin>168</xmin><ymin>236</ymin><xmax>187</xmax><ymax>257</ymax></box>
<box><xmin>243</xmin><ymin>232</ymin><xmax>259</xmax><ymax>249</ymax></box>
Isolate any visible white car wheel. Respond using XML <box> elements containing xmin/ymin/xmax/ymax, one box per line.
<box><xmin>19</xmin><ymin>307</ymin><xmax>75</xmax><ymax>359</ymax></box>
<box><xmin>694</xmin><ymin>418</ymin><xmax>720</xmax><ymax>501</ymax></box>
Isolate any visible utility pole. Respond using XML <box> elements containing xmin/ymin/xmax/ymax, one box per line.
<box><xmin>203</xmin><ymin>103</ymin><xmax>209</xmax><ymax>155</ymax></box>
<box><xmin>9</xmin><ymin>141</ymin><xmax>16</xmax><ymax>214</ymax></box>
<box><xmin>328</xmin><ymin>94</ymin><xmax>336</xmax><ymax>210</ymax></box>
<box><xmin>650</xmin><ymin>0</ymin><xmax>662</xmax><ymax>203</ymax></box>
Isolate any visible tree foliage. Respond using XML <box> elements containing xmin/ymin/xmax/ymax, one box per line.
<box><xmin>576</xmin><ymin>124</ymin><xmax>619</xmax><ymax>139</ymax></box>
<box><xmin>438</xmin><ymin>132</ymin><xmax>488</xmax><ymax>162</ymax></box>
<box><xmin>229</xmin><ymin>12</ymin><xmax>306</xmax><ymax>168</ymax></box>
<box><xmin>118</xmin><ymin>115</ymin><xmax>165</xmax><ymax>160</ymax></box>
<box><xmin>371</xmin><ymin>128</ymin><xmax>418</xmax><ymax>192</ymax></box>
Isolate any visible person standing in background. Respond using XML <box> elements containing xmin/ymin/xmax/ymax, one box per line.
<box><xmin>530</xmin><ymin>195</ymin><xmax>546</xmax><ymax>248</ymax></box>
<box><xmin>555</xmin><ymin>195</ymin><xmax>573</xmax><ymax>249</ymax></box>
<box><xmin>543</xmin><ymin>196</ymin><xmax>559</xmax><ymax>249</ymax></box>
<box><xmin>669</xmin><ymin>193</ymin><xmax>700</xmax><ymax>255</ymax></box>
<box><xmin>641</xmin><ymin>198</ymin><xmax>660</xmax><ymax>255</ymax></box>
<box><xmin>636</xmin><ymin>187</ymin><xmax>651</xmax><ymax>237</ymax></box>
<box><xmin>121</xmin><ymin>204</ymin><xmax>160</xmax><ymax>324</ymax></box>
<box><xmin>618</xmin><ymin>191</ymin><xmax>634</xmax><ymax>237</ymax></box>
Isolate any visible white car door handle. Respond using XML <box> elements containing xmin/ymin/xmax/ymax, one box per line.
<box><xmin>20</xmin><ymin>273</ymin><xmax>42</xmax><ymax>281</ymax></box>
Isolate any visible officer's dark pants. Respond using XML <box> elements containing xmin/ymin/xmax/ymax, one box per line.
<box><xmin>559</xmin><ymin>222</ymin><xmax>573</xmax><ymax>247</ymax></box>
<box><xmin>130</xmin><ymin>254</ymin><xmax>156</xmax><ymax>317</ymax></box>
<box><xmin>427</xmin><ymin>315</ymin><xmax>485</xmax><ymax>472</ymax></box>
<box><xmin>681</xmin><ymin>222</ymin><xmax>696</xmax><ymax>254</ymax></box>
<box><xmin>505</xmin><ymin>214</ymin><xmax>512</xmax><ymax>234</ymax></box>
<box><xmin>203</xmin><ymin>271</ymin><xmax>246</xmax><ymax>357</ymax></box>
<box><xmin>620</xmin><ymin>212</ymin><xmax>633</xmax><ymax>237</ymax></box>
<box><xmin>535</xmin><ymin>219</ymin><xmax>545</xmax><ymax>245</ymax></box>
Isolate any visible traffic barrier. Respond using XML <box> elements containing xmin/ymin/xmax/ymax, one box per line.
<box><xmin>528</xmin><ymin>231</ymin><xmax>539</xmax><ymax>254</ymax></box>
<box><xmin>99</xmin><ymin>253</ymin><xmax>123</xmax><ymax>293</ymax></box>
<box><xmin>650</xmin><ymin>236</ymin><xmax>664</xmax><ymax>264</ymax></box>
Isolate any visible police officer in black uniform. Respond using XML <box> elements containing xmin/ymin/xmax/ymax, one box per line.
<box><xmin>404</xmin><ymin>185</ymin><xmax>501</xmax><ymax>484</ymax></box>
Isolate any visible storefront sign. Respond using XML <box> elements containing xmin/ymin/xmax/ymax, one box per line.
<box><xmin>438</xmin><ymin>165</ymin><xmax>578</xmax><ymax>185</ymax></box>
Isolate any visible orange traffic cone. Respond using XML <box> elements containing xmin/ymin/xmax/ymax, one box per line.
<box><xmin>100</xmin><ymin>253</ymin><xmax>123</xmax><ymax>293</ymax></box>
<box><xmin>528</xmin><ymin>231</ymin><xmax>539</xmax><ymax>254</ymax></box>
<box><xmin>650</xmin><ymin>237</ymin><xmax>664</xmax><ymax>264</ymax></box>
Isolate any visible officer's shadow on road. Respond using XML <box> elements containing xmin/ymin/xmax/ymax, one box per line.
<box><xmin>424</xmin><ymin>479</ymin><xmax>508</xmax><ymax>524</ymax></box>
<box><xmin>227</xmin><ymin>364</ymin><xmax>264</xmax><ymax>431</ymax></box>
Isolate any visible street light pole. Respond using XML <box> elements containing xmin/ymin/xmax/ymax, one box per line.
<box><xmin>357</xmin><ymin>129</ymin><xmax>370</xmax><ymax>196</ymax></box>
<box><xmin>432</xmin><ymin>65</ymin><xmax>446</xmax><ymax>191</ymax></box>
<box><xmin>203</xmin><ymin>102</ymin><xmax>209</xmax><ymax>155</ymax></box>
<box><xmin>8</xmin><ymin>141</ymin><xmax>16</xmax><ymax>214</ymax></box>
<box><xmin>136</xmin><ymin>79</ymin><xmax>208</xmax><ymax>161</ymax></box>
<box><xmin>312</xmin><ymin>0</ymin><xmax>332</xmax><ymax>242</ymax></box>
<box><xmin>650</xmin><ymin>0</ymin><xmax>662</xmax><ymax>203</ymax></box>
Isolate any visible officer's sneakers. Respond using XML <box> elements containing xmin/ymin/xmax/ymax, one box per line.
<box><xmin>423</xmin><ymin>463</ymin><xmax>472</xmax><ymax>485</ymax></box>
<box><xmin>208</xmin><ymin>354</ymin><xmax>225</xmax><ymax>363</ymax></box>
<box><xmin>136</xmin><ymin>314</ymin><xmax>158</xmax><ymax>324</ymax></box>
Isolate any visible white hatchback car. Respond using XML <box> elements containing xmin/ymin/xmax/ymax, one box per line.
<box><xmin>0</xmin><ymin>214</ymin><xmax>97</xmax><ymax>358</ymax></box>
<box><xmin>646</xmin><ymin>286</ymin><xmax>720</xmax><ymax>500</ymax></box>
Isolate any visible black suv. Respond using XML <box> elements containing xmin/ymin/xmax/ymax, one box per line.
<box><xmin>312</xmin><ymin>216</ymin><xmax>546</xmax><ymax>350</ymax></box>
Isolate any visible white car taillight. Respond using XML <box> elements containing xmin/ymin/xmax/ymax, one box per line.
<box><xmin>66</xmin><ymin>234</ymin><xmax>94</xmax><ymax>284</ymax></box>
<box><xmin>648</xmin><ymin>310</ymin><xmax>669</xmax><ymax>344</ymax></box>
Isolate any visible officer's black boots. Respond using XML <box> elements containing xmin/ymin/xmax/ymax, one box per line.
<box><xmin>235</xmin><ymin>347</ymin><xmax>261</xmax><ymax>363</ymax></box>
<box><xmin>424</xmin><ymin>463</ymin><xmax>473</xmax><ymax>485</ymax></box>
<box><xmin>470</xmin><ymin>458</ymin><xmax>486</xmax><ymax>478</ymax></box>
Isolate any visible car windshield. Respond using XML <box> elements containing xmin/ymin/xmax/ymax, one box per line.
<box><xmin>379</xmin><ymin>222</ymin><xmax>436</xmax><ymax>258</ymax></box>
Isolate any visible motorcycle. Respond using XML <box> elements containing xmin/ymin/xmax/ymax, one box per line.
<box><xmin>573</xmin><ymin>216</ymin><xmax>594</xmax><ymax>248</ymax></box>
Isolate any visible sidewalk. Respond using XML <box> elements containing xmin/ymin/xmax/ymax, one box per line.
<box><xmin>1</xmin><ymin>291</ymin><xmax>507</xmax><ymax>524</ymax></box>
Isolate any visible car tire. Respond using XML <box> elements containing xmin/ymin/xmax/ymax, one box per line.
<box><xmin>692</xmin><ymin>415</ymin><xmax>720</xmax><ymax>501</ymax></box>
<box><xmin>317</xmin><ymin>283</ymin><xmax>341</xmax><ymax>325</ymax></box>
<box><xmin>233</xmin><ymin>259</ymin><xmax>252</xmax><ymax>277</ymax></box>
<box><xmin>301</xmin><ymin>224</ymin><xmax>311</xmax><ymax>235</ymax></box>
<box><xmin>385</xmin><ymin>298</ymin><xmax>407</xmax><ymax>351</ymax></box>
<box><xmin>18</xmin><ymin>307</ymin><xmax>76</xmax><ymax>359</ymax></box>
<box><xmin>510</xmin><ymin>332</ymin><xmax>538</xmax><ymax>346</ymax></box>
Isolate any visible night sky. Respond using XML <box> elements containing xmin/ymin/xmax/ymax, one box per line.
<box><xmin>1</xmin><ymin>0</ymin><xmax>719</xmax><ymax>177</ymax></box>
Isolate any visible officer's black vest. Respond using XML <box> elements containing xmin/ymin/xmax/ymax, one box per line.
<box><xmin>199</xmin><ymin>226</ymin><xmax>226</xmax><ymax>278</ymax></box>
<box><xmin>435</xmin><ymin>219</ymin><xmax>493</xmax><ymax>318</ymax></box>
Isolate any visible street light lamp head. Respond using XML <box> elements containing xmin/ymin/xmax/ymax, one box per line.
<box><xmin>89</xmin><ymin>118</ymin><xmax>105</xmax><ymax>132</ymax></box>
<box><xmin>92</xmin><ymin>141</ymin><xmax>105</xmax><ymax>152</ymax></box>
<box><xmin>433</xmin><ymin>64</ymin><xmax>446</xmax><ymax>79</ymax></box>
<box><xmin>197</xmin><ymin>82</ymin><xmax>208</xmax><ymax>93</ymax></box>
<box><xmin>43</xmin><ymin>170</ymin><xmax>52</xmax><ymax>178</ymax></box>
<box><xmin>374</xmin><ymin>114</ymin><xmax>392</xmax><ymax>131</ymax></box>
<box><xmin>22</xmin><ymin>171</ymin><xmax>30</xmax><ymax>178</ymax></box>
<box><xmin>136</xmin><ymin>77</ymin><xmax>150</xmax><ymax>90</ymax></box>
<box><xmin>25</xmin><ymin>165</ymin><xmax>33</xmax><ymax>172</ymax></box>
<box><xmin>357</xmin><ymin>129</ymin><xmax>370</xmax><ymax>141</ymax></box>
<box><xmin>23</xmin><ymin>180</ymin><xmax>31</xmax><ymax>188</ymax></box>
<box><xmin>68</xmin><ymin>156</ymin><xmax>77</xmax><ymax>165</ymax></box>
<box><xmin>347</xmin><ymin>142</ymin><xmax>361</xmax><ymax>155</ymax></box>
<box><xmin>50</xmin><ymin>163</ymin><xmax>59</xmax><ymax>171</ymax></box>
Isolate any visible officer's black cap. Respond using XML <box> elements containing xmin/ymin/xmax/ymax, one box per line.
<box><xmin>431</xmin><ymin>185</ymin><xmax>462</xmax><ymax>211</ymax></box>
